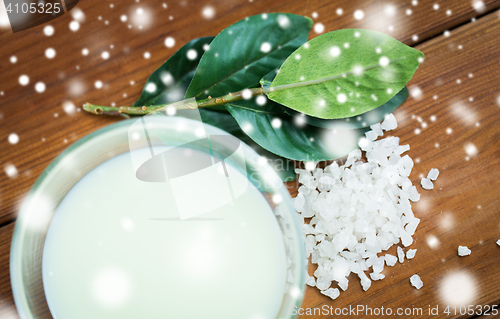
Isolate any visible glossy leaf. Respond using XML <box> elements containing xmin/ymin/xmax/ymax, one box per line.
<box><xmin>185</xmin><ymin>13</ymin><xmax>313</xmax><ymax>101</ymax></box>
<box><xmin>226</xmin><ymin>98</ymin><xmax>368</xmax><ymax>161</ymax></box>
<box><xmin>267</xmin><ymin>29</ymin><xmax>423</xmax><ymax>119</ymax></box>
<box><xmin>134</xmin><ymin>37</ymin><xmax>215</xmax><ymax>107</ymax></box>
<box><xmin>131</xmin><ymin>36</ymin><xmax>294</xmax><ymax>180</ymax></box>
<box><xmin>282</xmin><ymin>87</ymin><xmax>409</xmax><ymax>129</ymax></box>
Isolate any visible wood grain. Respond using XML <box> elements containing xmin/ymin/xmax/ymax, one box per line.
<box><xmin>1</xmin><ymin>0</ymin><xmax>500</xmax><ymax>225</ymax></box>
<box><xmin>1</xmin><ymin>0</ymin><xmax>500</xmax><ymax>318</ymax></box>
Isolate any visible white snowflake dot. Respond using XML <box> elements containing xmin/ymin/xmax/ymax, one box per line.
<box><xmin>337</xmin><ymin>93</ymin><xmax>347</xmax><ymax>103</ymax></box>
<box><xmin>44</xmin><ymin>25</ymin><xmax>54</xmax><ymax>36</ymax></box>
<box><xmin>353</xmin><ymin>66</ymin><xmax>363</xmax><ymax>75</ymax></box>
<box><xmin>10</xmin><ymin>56</ymin><xmax>17</xmax><ymax>63</ymax></box>
<box><xmin>473</xmin><ymin>1</ymin><xmax>485</xmax><ymax>12</ymax></box>
<box><xmin>120</xmin><ymin>15</ymin><xmax>128</xmax><ymax>22</ymax></box>
<box><xmin>19</xmin><ymin>75</ymin><xmax>30</xmax><ymax>86</ymax></box>
<box><xmin>4</xmin><ymin>164</ymin><xmax>18</xmax><ymax>178</ymax></box>
<box><xmin>101</xmin><ymin>51</ymin><xmax>110</xmax><ymax>60</ymax></box>
<box><xmin>202</xmin><ymin>6</ymin><xmax>215</xmax><ymax>19</ymax></box>
<box><xmin>69</xmin><ymin>21</ymin><xmax>80</xmax><ymax>32</ymax></box>
<box><xmin>241</xmin><ymin>89</ymin><xmax>252</xmax><ymax>100</ymax></box>
<box><xmin>260</xmin><ymin>42</ymin><xmax>271</xmax><ymax>53</ymax></box>
<box><xmin>8</xmin><ymin>133</ymin><xmax>19</xmax><ymax>144</ymax></box>
<box><xmin>336</xmin><ymin>8</ymin><xmax>343</xmax><ymax>15</ymax></box>
<box><xmin>63</xmin><ymin>101</ymin><xmax>76</xmax><ymax>115</ymax></box>
<box><xmin>186</xmin><ymin>49</ymin><xmax>197</xmax><ymax>60</ymax></box>
<box><xmin>45</xmin><ymin>48</ymin><xmax>56</xmax><ymax>59</ymax></box>
<box><xmin>330</xmin><ymin>46</ymin><xmax>341</xmax><ymax>57</ymax></box>
<box><xmin>256</xmin><ymin>95</ymin><xmax>267</xmax><ymax>106</ymax></box>
<box><xmin>271</xmin><ymin>118</ymin><xmax>282</xmax><ymax>129</ymax></box>
<box><xmin>385</xmin><ymin>5</ymin><xmax>396</xmax><ymax>16</ymax></box>
<box><xmin>354</xmin><ymin>10</ymin><xmax>364</xmax><ymax>20</ymax></box>
<box><xmin>82</xmin><ymin>48</ymin><xmax>89</xmax><ymax>56</ymax></box>
<box><xmin>35</xmin><ymin>82</ymin><xmax>46</xmax><ymax>93</ymax></box>
<box><xmin>314</xmin><ymin>23</ymin><xmax>325</xmax><ymax>34</ymax></box>
<box><xmin>165</xmin><ymin>37</ymin><xmax>175</xmax><ymax>48</ymax></box>
<box><xmin>379</xmin><ymin>56</ymin><xmax>390</xmax><ymax>66</ymax></box>
<box><xmin>145</xmin><ymin>82</ymin><xmax>157</xmax><ymax>93</ymax></box>
<box><xmin>95</xmin><ymin>81</ymin><xmax>103</xmax><ymax>89</ymax></box>
<box><xmin>143</xmin><ymin>52</ymin><xmax>151</xmax><ymax>59</ymax></box>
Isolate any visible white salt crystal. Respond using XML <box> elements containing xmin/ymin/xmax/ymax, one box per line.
<box><xmin>420</xmin><ymin>177</ymin><xmax>433</xmax><ymax>190</ymax></box>
<box><xmin>293</xmin><ymin>193</ymin><xmax>305</xmax><ymax>212</ymax></box>
<box><xmin>381</xmin><ymin>113</ymin><xmax>398</xmax><ymax>131</ymax></box>
<box><xmin>384</xmin><ymin>254</ymin><xmax>397</xmax><ymax>266</ymax></box>
<box><xmin>405</xmin><ymin>218</ymin><xmax>420</xmax><ymax>236</ymax></box>
<box><xmin>372</xmin><ymin>257</ymin><xmax>385</xmax><ymax>273</ymax></box>
<box><xmin>337</xmin><ymin>277</ymin><xmax>349</xmax><ymax>291</ymax></box>
<box><xmin>410</xmin><ymin>274</ymin><xmax>423</xmax><ymax>289</ymax></box>
<box><xmin>395</xmin><ymin>144</ymin><xmax>410</xmax><ymax>155</ymax></box>
<box><xmin>316</xmin><ymin>278</ymin><xmax>332</xmax><ymax>291</ymax></box>
<box><xmin>356</xmin><ymin>270</ymin><xmax>372</xmax><ymax>291</ymax></box>
<box><xmin>332</xmin><ymin>258</ymin><xmax>350</xmax><ymax>281</ymax></box>
<box><xmin>408</xmin><ymin>186</ymin><xmax>420</xmax><ymax>202</ymax></box>
<box><xmin>294</xmin><ymin>111</ymin><xmax>429</xmax><ymax>296</ymax></box>
<box><xmin>406</xmin><ymin>249</ymin><xmax>417</xmax><ymax>259</ymax></box>
<box><xmin>320</xmin><ymin>288</ymin><xmax>340</xmax><ymax>300</ymax></box>
<box><xmin>306</xmin><ymin>274</ymin><xmax>316</xmax><ymax>287</ymax></box>
<box><xmin>370</xmin><ymin>272</ymin><xmax>385</xmax><ymax>280</ymax></box>
<box><xmin>427</xmin><ymin>168</ymin><xmax>439</xmax><ymax>180</ymax></box>
<box><xmin>369</xmin><ymin>123</ymin><xmax>383</xmax><ymax>137</ymax></box>
<box><xmin>458</xmin><ymin>245</ymin><xmax>471</xmax><ymax>256</ymax></box>
<box><xmin>365</xmin><ymin>130</ymin><xmax>379</xmax><ymax>141</ymax></box>
<box><xmin>397</xmin><ymin>246</ymin><xmax>405</xmax><ymax>263</ymax></box>
<box><xmin>400</xmin><ymin>229</ymin><xmax>413</xmax><ymax>247</ymax></box>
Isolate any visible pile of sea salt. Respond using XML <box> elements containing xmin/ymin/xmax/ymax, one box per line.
<box><xmin>294</xmin><ymin>114</ymin><xmax>431</xmax><ymax>299</ymax></box>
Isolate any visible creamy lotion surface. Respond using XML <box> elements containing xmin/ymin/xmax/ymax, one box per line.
<box><xmin>42</xmin><ymin>147</ymin><xmax>287</xmax><ymax>319</ymax></box>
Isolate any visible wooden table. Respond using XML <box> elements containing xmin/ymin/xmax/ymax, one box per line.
<box><xmin>1</xmin><ymin>0</ymin><xmax>500</xmax><ymax>318</ymax></box>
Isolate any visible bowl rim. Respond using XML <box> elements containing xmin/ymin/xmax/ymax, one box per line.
<box><xmin>10</xmin><ymin>116</ymin><xmax>306</xmax><ymax>319</ymax></box>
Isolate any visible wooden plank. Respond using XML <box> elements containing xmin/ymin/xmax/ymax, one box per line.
<box><xmin>1</xmin><ymin>0</ymin><xmax>500</xmax><ymax>225</ymax></box>
<box><xmin>298</xmin><ymin>9</ymin><xmax>500</xmax><ymax>319</ymax></box>
<box><xmin>1</xmin><ymin>0</ymin><xmax>500</xmax><ymax>318</ymax></box>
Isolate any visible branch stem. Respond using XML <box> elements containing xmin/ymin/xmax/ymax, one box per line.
<box><xmin>83</xmin><ymin>56</ymin><xmax>406</xmax><ymax>116</ymax></box>
<box><xmin>83</xmin><ymin>88</ymin><xmax>264</xmax><ymax>116</ymax></box>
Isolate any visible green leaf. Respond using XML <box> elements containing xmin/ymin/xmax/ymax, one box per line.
<box><xmin>225</xmin><ymin>98</ymin><xmax>368</xmax><ymax>161</ymax></box>
<box><xmin>197</xmin><ymin>109</ymin><xmax>296</xmax><ymax>181</ymax></box>
<box><xmin>185</xmin><ymin>13</ymin><xmax>313</xmax><ymax>102</ymax></box>
<box><xmin>262</xmin><ymin>69</ymin><xmax>409</xmax><ymax>129</ymax></box>
<box><xmin>281</xmin><ymin>86</ymin><xmax>409</xmax><ymax>129</ymax></box>
<box><xmin>134</xmin><ymin>37</ymin><xmax>215</xmax><ymax>107</ymax></box>
<box><xmin>131</xmin><ymin>35</ymin><xmax>295</xmax><ymax>181</ymax></box>
<box><xmin>266</xmin><ymin>29</ymin><xmax>423</xmax><ymax>119</ymax></box>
